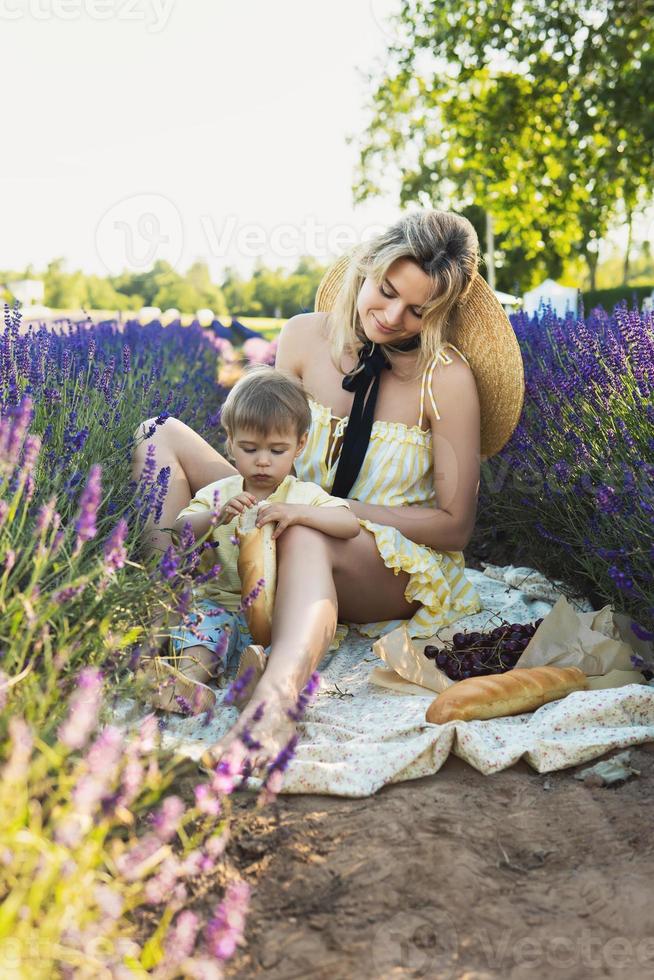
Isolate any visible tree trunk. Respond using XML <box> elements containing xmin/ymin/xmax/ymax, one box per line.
<box><xmin>623</xmin><ymin>209</ymin><xmax>633</xmax><ymax>285</ymax></box>
<box><xmin>585</xmin><ymin>249</ymin><xmax>598</xmax><ymax>292</ymax></box>
<box><xmin>485</xmin><ymin>211</ymin><xmax>496</xmax><ymax>290</ymax></box>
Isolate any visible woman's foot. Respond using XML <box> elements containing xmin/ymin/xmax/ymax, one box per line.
<box><xmin>135</xmin><ymin>657</ymin><xmax>217</xmax><ymax>715</ymax></box>
<box><xmin>232</xmin><ymin>644</ymin><xmax>267</xmax><ymax>710</ymax></box>
<box><xmin>201</xmin><ymin>677</ymin><xmax>297</xmax><ymax>775</ymax></box>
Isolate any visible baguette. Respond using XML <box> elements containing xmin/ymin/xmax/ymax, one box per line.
<box><xmin>426</xmin><ymin>665</ymin><xmax>588</xmax><ymax>724</ymax></box>
<box><xmin>236</xmin><ymin>505</ymin><xmax>276</xmax><ymax>647</ymax></box>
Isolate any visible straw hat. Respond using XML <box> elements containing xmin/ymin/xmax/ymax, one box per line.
<box><xmin>315</xmin><ymin>252</ymin><xmax>525</xmax><ymax>459</ymax></box>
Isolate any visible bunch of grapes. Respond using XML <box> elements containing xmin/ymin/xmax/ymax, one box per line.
<box><xmin>423</xmin><ymin>619</ymin><xmax>544</xmax><ymax>681</ymax></box>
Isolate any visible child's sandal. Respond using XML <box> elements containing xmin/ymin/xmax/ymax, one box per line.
<box><xmin>136</xmin><ymin>656</ymin><xmax>216</xmax><ymax>715</ymax></box>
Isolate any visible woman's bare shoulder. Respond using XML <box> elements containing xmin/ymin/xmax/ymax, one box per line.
<box><xmin>275</xmin><ymin>312</ymin><xmax>331</xmax><ymax>378</ymax></box>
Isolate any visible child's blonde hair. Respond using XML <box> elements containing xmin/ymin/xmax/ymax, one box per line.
<box><xmin>326</xmin><ymin>210</ymin><xmax>480</xmax><ymax>383</ymax></box>
<box><xmin>220</xmin><ymin>365</ymin><xmax>311</xmax><ymax>440</ymax></box>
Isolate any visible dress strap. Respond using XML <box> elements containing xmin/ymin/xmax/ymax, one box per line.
<box><xmin>418</xmin><ymin>348</ymin><xmax>453</xmax><ymax>428</ymax></box>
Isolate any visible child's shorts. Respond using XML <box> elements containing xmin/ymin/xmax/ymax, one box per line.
<box><xmin>169</xmin><ymin>599</ymin><xmax>269</xmax><ymax>675</ymax></box>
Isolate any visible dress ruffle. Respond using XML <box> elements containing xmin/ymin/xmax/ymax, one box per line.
<box><xmin>349</xmin><ymin>518</ymin><xmax>483</xmax><ymax>640</ymax></box>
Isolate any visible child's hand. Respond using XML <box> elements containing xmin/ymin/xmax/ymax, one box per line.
<box><xmin>219</xmin><ymin>492</ymin><xmax>258</xmax><ymax>524</ymax></box>
<box><xmin>255</xmin><ymin>502</ymin><xmax>307</xmax><ymax>540</ymax></box>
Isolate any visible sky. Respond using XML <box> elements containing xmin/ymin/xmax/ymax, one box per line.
<box><xmin>1</xmin><ymin>0</ymin><xmax>406</xmax><ymax>281</ymax></box>
<box><xmin>1</xmin><ymin>0</ymin><xmax>647</xmax><ymax>286</ymax></box>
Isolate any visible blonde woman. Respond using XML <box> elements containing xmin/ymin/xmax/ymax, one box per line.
<box><xmin>132</xmin><ymin>210</ymin><xmax>524</xmax><ymax>767</ymax></box>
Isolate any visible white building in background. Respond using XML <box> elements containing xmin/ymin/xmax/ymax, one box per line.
<box><xmin>6</xmin><ymin>278</ymin><xmax>45</xmax><ymax>306</ymax></box>
<box><xmin>523</xmin><ymin>278</ymin><xmax>579</xmax><ymax>318</ymax></box>
<box><xmin>494</xmin><ymin>290</ymin><xmax>522</xmax><ymax>315</ymax></box>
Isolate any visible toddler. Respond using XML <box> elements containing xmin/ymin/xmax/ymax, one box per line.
<box><xmin>141</xmin><ymin>365</ymin><xmax>359</xmax><ymax>713</ymax></box>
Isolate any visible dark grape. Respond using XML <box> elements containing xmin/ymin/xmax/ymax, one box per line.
<box><xmin>436</xmin><ymin>652</ymin><xmax>448</xmax><ymax>668</ymax></box>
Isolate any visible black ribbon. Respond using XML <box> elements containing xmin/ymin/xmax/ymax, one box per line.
<box><xmin>330</xmin><ymin>334</ymin><xmax>421</xmax><ymax>499</ymax></box>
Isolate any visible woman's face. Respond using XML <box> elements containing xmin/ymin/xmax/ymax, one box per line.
<box><xmin>357</xmin><ymin>257</ymin><xmax>433</xmax><ymax>345</ymax></box>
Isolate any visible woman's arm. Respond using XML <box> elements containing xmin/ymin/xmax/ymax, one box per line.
<box><xmin>348</xmin><ymin>358</ymin><xmax>481</xmax><ymax>553</ymax></box>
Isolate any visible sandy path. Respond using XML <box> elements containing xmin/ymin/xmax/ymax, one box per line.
<box><xmin>228</xmin><ymin>743</ymin><xmax>654</xmax><ymax>979</ymax></box>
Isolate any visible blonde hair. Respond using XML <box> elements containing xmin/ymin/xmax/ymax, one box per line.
<box><xmin>326</xmin><ymin>210</ymin><xmax>480</xmax><ymax>383</ymax></box>
<box><xmin>220</xmin><ymin>365</ymin><xmax>311</xmax><ymax>440</ymax></box>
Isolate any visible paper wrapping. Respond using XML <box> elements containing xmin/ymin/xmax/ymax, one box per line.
<box><xmin>371</xmin><ymin>596</ymin><xmax>650</xmax><ymax>696</ymax></box>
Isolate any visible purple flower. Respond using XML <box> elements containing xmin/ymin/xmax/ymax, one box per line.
<box><xmin>595</xmin><ymin>484</ymin><xmax>621</xmax><ymax>515</ymax></box>
<box><xmin>204</xmin><ymin>880</ymin><xmax>250</xmax><ymax>961</ymax></box>
<box><xmin>74</xmin><ymin>463</ymin><xmax>102</xmax><ymax>551</ymax></box>
<box><xmin>122</xmin><ymin>344</ymin><xmax>131</xmax><ymax>374</ymax></box>
<box><xmin>103</xmin><ymin>518</ymin><xmax>128</xmax><ymax>574</ymax></box>
<box><xmin>3</xmin><ymin>716</ymin><xmax>33</xmax><ymax>783</ymax></box>
<box><xmin>163</xmin><ymin>910</ymin><xmax>200</xmax><ymax>966</ymax></box>
<box><xmin>58</xmin><ymin>667</ymin><xmax>103</xmax><ymax>750</ymax></box>
<box><xmin>264</xmin><ymin>734</ymin><xmax>298</xmax><ymax>783</ymax></box>
<box><xmin>160</xmin><ymin>545</ymin><xmax>179</xmax><ymax>581</ymax></box>
<box><xmin>223</xmin><ymin>667</ymin><xmax>254</xmax><ymax>707</ymax></box>
<box><xmin>194</xmin><ymin>783</ymin><xmax>222</xmax><ymax>817</ymax></box>
<box><xmin>152</xmin><ymin>795</ymin><xmax>186</xmax><ymax>842</ymax></box>
<box><xmin>34</xmin><ymin>495</ymin><xmax>57</xmax><ymax>536</ymax></box>
<box><xmin>286</xmin><ymin>672</ymin><xmax>320</xmax><ymax>722</ymax></box>
<box><xmin>0</xmin><ymin>396</ymin><xmax>34</xmax><ymax>472</ymax></box>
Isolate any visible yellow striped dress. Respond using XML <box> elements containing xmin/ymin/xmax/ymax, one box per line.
<box><xmin>294</xmin><ymin>342</ymin><xmax>483</xmax><ymax>643</ymax></box>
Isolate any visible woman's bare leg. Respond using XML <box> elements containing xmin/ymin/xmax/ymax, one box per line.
<box><xmin>131</xmin><ymin>416</ymin><xmax>239</xmax><ymax>558</ymax></box>
<box><xmin>206</xmin><ymin>524</ymin><xmax>421</xmax><ymax>768</ymax></box>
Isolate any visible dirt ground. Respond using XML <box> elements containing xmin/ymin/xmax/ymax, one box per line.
<box><xmin>226</xmin><ymin>742</ymin><xmax>654</xmax><ymax>980</ymax></box>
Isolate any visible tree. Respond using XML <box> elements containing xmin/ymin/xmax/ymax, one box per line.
<box><xmin>353</xmin><ymin>0</ymin><xmax>654</xmax><ymax>291</ymax></box>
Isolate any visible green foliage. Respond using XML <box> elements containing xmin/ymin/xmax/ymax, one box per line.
<box><xmin>3</xmin><ymin>256</ymin><xmax>327</xmax><ymax>317</ymax></box>
<box><xmin>582</xmin><ymin>284</ymin><xmax>654</xmax><ymax>312</ymax></box>
<box><xmin>354</xmin><ymin>0</ymin><xmax>654</xmax><ymax>291</ymax></box>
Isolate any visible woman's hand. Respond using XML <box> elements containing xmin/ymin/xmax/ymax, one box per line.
<box><xmin>219</xmin><ymin>492</ymin><xmax>258</xmax><ymax>525</ymax></box>
<box><xmin>255</xmin><ymin>502</ymin><xmax>307</xmax><ymax>540</ymax></box>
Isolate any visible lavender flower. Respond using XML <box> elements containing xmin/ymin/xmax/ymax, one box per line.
<box><xmin>2</xmin><ymin>716</ymin><xmax>33</xmax><ymax>783</ymax></box>
<box><xmin>160</xmin><ymin>545</ymin><xmax>179</xmax><ymax>581</ymax></box>
<box><xmin>57</xmin><ymin>667</ymin><xmax>103</xmax><ymax>750</ymax></box>
<box><xmin>103</xmin><ymin>518</ymin><xmax>128</xmax><ymax>574</ymax></box>
<box><xmin>286</xmin><ymin>671</ymin><xmax>320</xmax><ymax>722</ymax></box>
<box><xmin>163</xmin><ymin>910</ymin><xmax>200</xmax><ymax>967</ymax></box>
<box><xmin>204</xmin><ymin>880</ymin><xmax>250</xmax><ymax>961</ymax></box>
<box><xmin>152</xmin><ymin>795</ymin><xmax>186</xmax><ymax>842</ymax></box>
<box><xmin>223</xmin><ymin>666</ymin><xmax>254</xmax><ymax>706</ymax></box>
<box><xmin>34</xmin><ymin>495</ymin><xmax>57</xmax><ymax>536</ymax></box>
<box><xmin>73</xmin><ymin>463</ymin><xmax>102</xmax><ymax>552</ymax></box>
<box><xmin>194</xmin><ymin>783</ymin><xmax>222</xmax><ymax>817</ymax></box>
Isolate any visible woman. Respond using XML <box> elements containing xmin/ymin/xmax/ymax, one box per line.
<box><xmin>132</xmin><ymin>210</ymin><xmax>524</xmax><ymax>767</ymax></box>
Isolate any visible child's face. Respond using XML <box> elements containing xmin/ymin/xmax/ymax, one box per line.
<box><xmin>226</xmin><ymin>425</ymin><xmax>308</xmax><ymax>491</ymax></box>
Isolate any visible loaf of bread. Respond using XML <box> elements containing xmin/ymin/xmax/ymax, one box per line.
<box><xmin>426</xmin><ymin>665</ymin><xmax>588</xmax><ymax>724</ymax></box>
<box><xmin>236</xmin><ymin>505</ymin><xmax>276</xmax><ymax>646</ymax></box>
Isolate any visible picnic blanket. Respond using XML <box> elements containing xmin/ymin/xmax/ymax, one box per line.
<box><xmin>111</xmin><ymin>564</ymin><xmax>654</xmax><ymax>797</ymax></box>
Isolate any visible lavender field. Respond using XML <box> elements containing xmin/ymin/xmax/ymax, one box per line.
<box><xmin>0</xmin><ymin>299</ymin><xmax>652</xmax><ymax>976</ymax></box>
